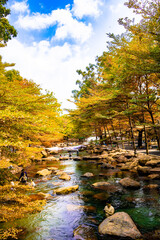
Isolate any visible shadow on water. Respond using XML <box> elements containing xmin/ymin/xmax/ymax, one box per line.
<box><xmin>1</xmin><ymin>152</ymin><xmax>160</xmax><ymax>240</ymax></box>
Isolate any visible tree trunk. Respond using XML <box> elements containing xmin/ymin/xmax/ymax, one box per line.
<box><xmin>128</xmin><ymin>115</ymin><xmax>137</xmax><ymax>156</ymax></box>
<box><xmin>106</xmin><ymin>124</ymin><xmax>113</xmax><ymax>150</ymax></box>
<box><xmin>138</xmin><ymin>130</ymin><xmax>143</xmax><ymax>148</ymax></box>
<box><xmin>111</xmin><ymin>121</ymin><xmax>119</xmax><ymax>148</ymax></box>
<box><xmin>148</xmin><ymin>110</ymin><xmax>160</xmax><ymax>150</ymax></box>
<box><xmin>119</xmin><ymin>120</ymin><xmax>124</xmax><ymax>149</ymax></box>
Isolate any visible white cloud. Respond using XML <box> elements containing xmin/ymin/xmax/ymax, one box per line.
<box><xmin>1</xmin><ymin>39</ymin><xmax>94</xmax><ymax>110</ymax></box>
<box><xmin>2</xmin><ymin>0</ymin><xmax>142</xmax><ymax>110</ymax></box>
<box><xmin>11</xmin><ymin>0</ymin><xmax>29</xmax><ymax>13</ymax></box>
<box><xmin>109</xmin><ymin>3</ymin><xmax>124</xmax><ymax>13</ymax></box>
<box><xmin>72</xmin><ymin>0</ymin><xmax>103</xmax><ymax>18</ymax></box>
<box><xmin>54</xmin><ymin>21</ymin><xmax>92</xmax><ymax>43</ymax></box>
<box><xmin>16</xmin><ymin>8</ymin><xmax>93</xmax><ymax>43</ymax></box>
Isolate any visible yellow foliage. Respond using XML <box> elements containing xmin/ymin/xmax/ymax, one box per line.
<box><xmin>0</xmin><ymin>158</ymin><xmax>11</xmax><ymax>169</ymax></box>
<box><xmin>0</xmin><ymin>227</ymin><xmax>22</xmax><ymax>240</ymax></box>
<box><xmin>0</xmin><ymin>184</ymin><xmax>46</xmax><ymax>223</ymax></box>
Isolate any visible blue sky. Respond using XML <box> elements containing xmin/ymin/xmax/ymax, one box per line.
<box><xmin>1</xmin><ymin>0</ymin><xmax>139</xmax><ymax>111</ymax></box>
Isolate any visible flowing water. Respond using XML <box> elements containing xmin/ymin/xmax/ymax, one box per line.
<box><xmin>1</xmin><ymin>152</ymin><xmax>160</xmax><ymax>240</ymax></box>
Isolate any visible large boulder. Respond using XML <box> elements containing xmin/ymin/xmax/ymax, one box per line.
<box><xmin>98</xmin><ymin>212</ymin><xmax>141</xmax><ymax>239</ymax></box>
<box><xmin>119</xmin><ymin>177</ymin><xmax>140</xmax><ymax>189</ymax></box>
<box><xmin>54</xmin><ymin>185</ymin><xmax>79</xmax><ymax>195</ymax></box>
<box><xmin>36</xmin><ymin>169</ymin><xmax>52</xmax><ymax>176</ymax></box>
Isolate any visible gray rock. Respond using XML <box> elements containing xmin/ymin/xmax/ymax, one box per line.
<box><xmin>98</xmin><ymin>212</ymin><xmax>141</xmax><ymax>239</ymax></box>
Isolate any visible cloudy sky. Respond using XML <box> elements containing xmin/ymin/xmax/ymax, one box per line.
<box><xmin>1</xmin><ymin>0</ymin><xmax>138</xmax><ymax>111</ymax></box>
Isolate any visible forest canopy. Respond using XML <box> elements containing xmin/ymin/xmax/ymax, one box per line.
<box><xmin>69</xmin><ymin>0</ymin><xmax>160</xmax><ymax>152</ymax></box>
<box><xmin>0</xmin><ymin>0</ymin><xmax>64</xmax><ymax>164</ymax></box>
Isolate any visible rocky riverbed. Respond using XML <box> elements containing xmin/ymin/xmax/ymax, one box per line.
<box><xmin>0</xmin><ymin>145</ymin><xmax>160</xmax><ymax>240</ymax></box>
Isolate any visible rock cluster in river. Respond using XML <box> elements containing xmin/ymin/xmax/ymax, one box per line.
<box><xmin>34</xmin><ymin>145</ymin><xmax>160</xmax><ymax>240</ymax></box>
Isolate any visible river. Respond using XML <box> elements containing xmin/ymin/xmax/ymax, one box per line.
<box><xmin>2</xmin><ymin>151</ymin><xmax>160</xmax><ymax>240</ymax></box>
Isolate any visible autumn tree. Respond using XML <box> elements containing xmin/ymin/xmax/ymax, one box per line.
<box><xmin>0</xmin><ymin>58</ymin><xmax>63</xmax><ymax>164</ymax></box>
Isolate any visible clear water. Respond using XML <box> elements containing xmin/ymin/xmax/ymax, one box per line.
<box><xmin>1</xmin><ymin>153</ymin><xmax>160</xmax><ymax>240</ymax></box>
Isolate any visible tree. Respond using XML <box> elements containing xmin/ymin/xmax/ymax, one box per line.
<box><xmin>0</xmin><ymin>0</ymin><xmax>17</xmax><ymax>46</ymax></box>
<box><xmin>0</xmin><ymin>58</ymin><xmax>63</xmax><ymax>163</ymax></box>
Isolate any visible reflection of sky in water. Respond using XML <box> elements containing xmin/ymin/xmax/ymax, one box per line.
<box><xmin>2</xmin><ymin>158</ymin><xmax>160</xmax><ymax>240</ymax></box>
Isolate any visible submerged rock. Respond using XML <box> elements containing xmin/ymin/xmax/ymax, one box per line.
<box><xmin>98</xmin><ymin>212</ymin><xmax>142</xmax><ymax>239</ymax></box>
<box><xmin>74</xmin><ymin>224</ymin><xmax>97</xmax><ymax>240</ymax></box>
<box><xmin>54</xmin><ymin>185</ymin><xmax>79</xmax><ymax>195</ymax></box>
<box><xmin>93</xmin><ymin>192</ymin><xmax>110</xmax><ymax>201</ymax></box>
<box><xmin>67</xmin><ymin>204</ymin><xmax>96</xmax><ymax>212</ymax></box>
